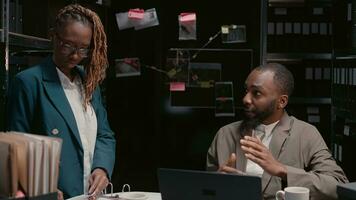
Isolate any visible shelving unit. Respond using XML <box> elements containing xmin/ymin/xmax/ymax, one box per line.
<box><xmin>0</xmin><ymin>29</ymin><xmax>51</xmax><ymax>49</ymax></box>
<box><xmin>331</xmin><ymin>53</ymin><xmax>356</xmax><ymax>181</ymax></box>
<box><xmin>265</xmin><ymin>0</ymin><xmax>333</xmax><ymax>145</ymax></box>
<box><xmin>329</xmin><ymin>0</ymin><xmax>356</xmax><ymax>182</ymax></box>
<box><xmin>0</xmin><ymin>0</ymin><xmax>53</xmax><ymax>131</ymax></box>
<box><xmin>266</xmin><ymin>53</ymin><xmax>332</xmax><ymax>61</ymax></box>
<box><xmin>289</xmin><ymin>97</ymin><xmax>331</xmax><ymax>104</ymax></box>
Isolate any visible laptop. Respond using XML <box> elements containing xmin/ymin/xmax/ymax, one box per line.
<box><xmin>337</xmin><ymin>182</ymin><xmax>356</xmax><ymax>200</ymax></box>
<box><xmin>158</xmin><ymin>168</ymin><xmax>262</xmax><ymax>200</ymax></box>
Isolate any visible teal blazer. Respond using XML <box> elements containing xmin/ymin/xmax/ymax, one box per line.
<box><xmin>6</xmin><ymin>57</ymin><xmax>116</xmax><ymax>199</ymax></box>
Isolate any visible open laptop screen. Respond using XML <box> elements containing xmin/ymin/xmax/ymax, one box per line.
<box><xmin>158</xmin><ymin>168</ymin><xmax>262</xmax><ymax>200</ymax></box>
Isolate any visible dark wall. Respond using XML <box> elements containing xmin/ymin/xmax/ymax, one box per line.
<box><xmin>104</xmin><ymin>0</ymin><xmax>265</xmax><ymax>192</ymax></box>
<box><xmin>0</xmin><ymin>0</ymin><xmax>265</xmax><ymax>192</ymax></box>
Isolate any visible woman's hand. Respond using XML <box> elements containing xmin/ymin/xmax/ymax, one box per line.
<box><xmin>88</xmin><ymin>168</ymin><xmax>109</xmax><ymax>200</ymax></box>
<box><xmin>57</xmin><ymin>189</ymin><xmax>64</xmax><ymax>200</ymax></box>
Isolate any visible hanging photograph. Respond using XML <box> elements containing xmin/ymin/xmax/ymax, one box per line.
<box><xmin>134</xmin><ymin>8</ymin><xmax>160</xmax><ymax>30</ymax></box>
<box><xmin>165</xmin><ymin>57</ymin><xmax>190</xmax><ymax>83</ymax></box>
<box><xmin>178</xmin><ymin>13</ymin><xmax>197</xmax><ymax>40</ymax></box>
<box><xmin>221</xmin><ymin>25</ymin><xmax>246</xmax><ymax>43</ymax></box>
<box><xmin>215</xmin><ymin>81</ymin><xmax>235</xmax><ymax>117</ymax></box>
<box><xmin>188</xmin><ymin>62</ymin><xmax>222</xmax><ymax>88</ymax></box>
<box><xmin>115</xmin><ymin>57</ymin><xmax>141</xmax><ymax>77</ymax></box>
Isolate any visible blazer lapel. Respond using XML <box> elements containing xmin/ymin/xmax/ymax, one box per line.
<box><xmin>262</xmin><ymin>112</ymin><xmax>293</xmax><ymax>192</ymax></box>
<box><xmin>41</xmin><ymin>57</ymin><xmax>83</xmax><ymax>150</ymax></box>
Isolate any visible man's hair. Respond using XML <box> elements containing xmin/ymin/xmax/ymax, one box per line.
<box><xmin>254</xmin><ymin>63</ymin><xmax>294</xmax><ymax>96</ymax></box>
<box><xmin>54</xmin><ymin>4</ymin><xmax>108</xmax><ymax>108</ymax></box>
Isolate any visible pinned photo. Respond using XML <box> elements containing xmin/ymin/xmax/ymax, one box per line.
<box><xmin>115</xmin><ymin>58</ymin><xmax>141</xmax><ymax>77</ymax></box>
<box><xmin>115</xmin><ymin>8</ymin><xmax>159</xmax><ymax>31</ymax></box>
<box><xmin>134</xmin><ymin>8</ymin><xmax>160</xmax><ymax>30</ymax></box>
<box><xmin>188</xmin><ymin>62</ymin><xmax>222</xmax><ymax>88</ymax></box>
<box><xmin>215</xmin><ymin>81</ymin><xmax>235</xmax><ymax>117</ymax></box>
<box><xmin>165</xmin><ymin>57</ymin><xmax>190</xmax><ymax>82</ymax></box>
<box><xmin>215</xmin><ymin>98</ymin><xmax>235</xmax><ymax>117</ymax></box>
<box><xmin>115</xmin><ymin>11</ymin><xmax>135</xmax><ymax>30</ymax></box>
<box><xmin>221</xmin><ymin>25</ymin><xmax>246</xmax><ymax>43</ymax></box>
<box><xmin>178</xmin><ymin>12</ymin><xmax>197</xmax><ymax>40</ymax></box>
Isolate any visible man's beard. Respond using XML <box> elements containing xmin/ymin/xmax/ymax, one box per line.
<box><xmin>239</xmin><ymin>100</ymin><xmax>276</xmax><ymax>136</ymax></box>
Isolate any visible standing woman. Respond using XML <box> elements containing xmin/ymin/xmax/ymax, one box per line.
<box><xmin>7</xmin><ymin>4</ymin><xmax>116</xmax><ymax>199</ymax></box>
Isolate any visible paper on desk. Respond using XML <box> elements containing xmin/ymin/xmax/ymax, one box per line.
<box><xmin>66</xmin><ymin>194</ymin><xmax>108</xmax><ymax>200</ymax></box>
<box><xmin>68</xmin><ymin>192</ymin><xmax>162</xmax><ymax>200</ymax></box>
<box><xmin>66</xmin><ymin>194</ymin><xmax>89</xmax><ymax>200</ymax></box>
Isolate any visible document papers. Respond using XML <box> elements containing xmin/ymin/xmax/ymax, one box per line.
<box><xmin>0</xmin><ymin>132</ymin><xmax>62</xmax><ymax>198</ymax></box>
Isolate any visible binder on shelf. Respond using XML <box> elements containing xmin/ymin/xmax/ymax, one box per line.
<box><xmin>0</xmin><ymin>192</ymin><xmax>57</xmax><ymax>200</ymax></box>
<box><xmin>268</xmin><ymin>22</ymin><xmax>275</xmax><ymax>35</ymax></box>
<box><xmin>0</xmin><ymin>132</ymin><xmax>62</xmax><ymax>199</ymax></box>
<box><xmin>276</xmin><ymin>22</ymin><xmax>283</xmax><ymax>35</ymax></box>
<box><xmin>284</xmin><ymin>22</ymin><xmax>292</xmax><ymax>34</ymax></box>
<box><xmin>320</xmin><ymin>22</ymin><xmax>327</xmax><ymax>35</ymax></box>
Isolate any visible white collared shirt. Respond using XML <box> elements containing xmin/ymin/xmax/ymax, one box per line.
<box><xmin>56</xmin><ymin>68</ymin><xmax>98</xmax><ymax>193</ymax></box>
<box><xmin>245</xmin><ymin>120</ymin><xmax>279</xmax><ymax>177</ymax></box>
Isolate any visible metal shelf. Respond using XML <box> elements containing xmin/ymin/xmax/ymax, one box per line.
<box><xmin>268</xmin><ymin>0</ymin><xmax>332</xmax><ymax>7</ymax></box>
<box><xmin>332</xmin><ymin>49</ymin><xmax>356</xmax><ymax>60</ymax></box>
<box><xmin>169</xmin><ymin>48</ymin><xmax>254</xmax><ymax>52</ymax></box>
<box><xmin>332</xmin><ymin>107</ymin><xmax>356</xmax><ymax>119</ymax></box>
<box><xmin>289</xmin><ymin>97</ymin><xmax>331</xmax><ymax>104</ymax></box>
<box><xmin>266</xmin><ymin>53</ymin><xmax>332</xmax><ymax>62</ymax></box>
<box><xmin>333</xmin><ymin>54</ymin><xmax>356</xmax><ymax>61</ymax></box>
<box><xmin>0</xmin><ymin>29</ymin><xmax>51</xmax><ymax>50</ymax></box>
<box><xmin>268</xmin><ymin>0</ymin><xmax>305</xmax><ymax>7</ymax></box>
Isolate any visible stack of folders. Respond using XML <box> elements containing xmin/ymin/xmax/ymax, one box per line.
<box><xmin>0</xmin><ymin>132</ymin><xmax>62</xmax><ymax>198</ymax></box>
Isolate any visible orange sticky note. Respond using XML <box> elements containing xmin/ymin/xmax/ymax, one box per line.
<box><xmin>170</xmin><ymin>82</ymin><xmax>186</xmax><ymax>91</ymax></box>
<box><xmin>128</xmin><ymin>8</ymin><xmax>144</xmax><ymax>19</ymax></box>
<box><xmin>179</xmin><ymin>13</ymin><xmax>196</xmax><ymax>22</ymax></box>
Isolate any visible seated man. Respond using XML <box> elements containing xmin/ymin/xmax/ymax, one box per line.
<box><xmin>206</xmin><ymin>63</ymin><xmax>348</xmax><ymax>200</ymax></box>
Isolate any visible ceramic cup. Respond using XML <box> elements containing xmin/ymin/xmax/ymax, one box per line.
<box><xmin>275</xmin><ymin>186</ymin><xmax>309</xmax><ymax>200</ymax></box>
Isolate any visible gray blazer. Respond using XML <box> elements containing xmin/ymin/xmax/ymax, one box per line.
<box><xmin>207</xmin><ymin>112</ymin><xmax>348</xmax><ymax>200</ymax></box>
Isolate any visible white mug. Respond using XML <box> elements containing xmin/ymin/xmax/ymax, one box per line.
<box><xmin>275</xmin><ymin>186</ymin><xmax>310</xmax><ymax>200</ymax></box>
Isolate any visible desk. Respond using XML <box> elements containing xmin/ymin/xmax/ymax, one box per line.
<box><xmin>68</xmin><ymin>192</ymin><xmax>162</xmax><ymax>200</ymax></box>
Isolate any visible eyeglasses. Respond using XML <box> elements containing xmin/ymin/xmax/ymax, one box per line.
<box><xmin>55</xmin><ymin>33</ymin><xmax>90</xmax><ymax>58</ymax></box>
